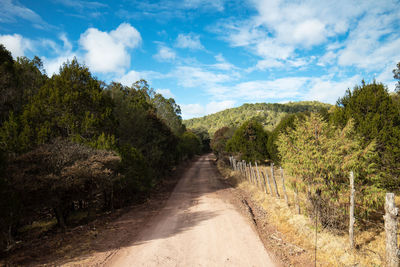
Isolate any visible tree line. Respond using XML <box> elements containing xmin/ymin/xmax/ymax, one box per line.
<box><xmin>0</xmin><ymin>45</ymin><xmax>209</xmax><ymax>251</ymax></box>
<box><xmin>184</xmin><ymin>101</ymin><xmax>331</xmax><ymax>135</ymax></box>
<box><xmin>211</xmin><ymin>65</ymin><xmax>400</xmax><ymax>228</ymax></box>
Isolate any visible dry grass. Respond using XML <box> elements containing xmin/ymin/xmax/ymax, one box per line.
<box><xmin>218</xmin><ymin>161</ymin><xmax>386</xmax><ymax>267</ymax></box>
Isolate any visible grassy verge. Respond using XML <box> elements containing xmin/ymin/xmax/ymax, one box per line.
<box><xmin>217</xmin><ymin>159</ymin><xmax>385</xmax><ymax>266</ymax></box>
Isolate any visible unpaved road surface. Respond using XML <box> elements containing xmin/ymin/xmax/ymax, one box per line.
<box><xmin>105</xmin><ymin>154</ymin><xmax>275</xmax><ymax>267</ymax></box>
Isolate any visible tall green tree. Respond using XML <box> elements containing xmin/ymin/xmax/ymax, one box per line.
<box><xmin>277</xmin><ymin>113</ymin><xmax>382</xmax><ymax>210</ymax></box>
<box><xmin>0</xmin><ymin>45</ymin><xmax>17</xmax><ymax>124</ymax></box>
<box><xmin>393</xmin><ymin>62</ymin><xmax>400</xmax><ymax>92</ymax></box>
<box><xmin>210</xmin><ymin>126</ymin><xmax>235</xmax><ymax>159</ymax></box>
<box><xmin>226</xmin><ymin>118</ymin><xmax>269</xmax><ymax>162</ymax></box>
<box><xmin>17</xmin><ymin>58</ymin><xmax>115</xmax><ymax>150</ymax></box>
<box><xmin>331</xmin><ymin>81</ymin><xmax>400</xmax><ymax>188</ymax></box>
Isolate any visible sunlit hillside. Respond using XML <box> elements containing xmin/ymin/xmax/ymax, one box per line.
<box><xmin>184</xmin><ymin>101</ymin><xmax>331</xmax><ymax>135</ymax></box>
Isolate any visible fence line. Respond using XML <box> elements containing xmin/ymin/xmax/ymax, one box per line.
<box><xmin>227</xmin><ymin>155</ymin><xmax>399</xmax><ymax>266</ymax></box>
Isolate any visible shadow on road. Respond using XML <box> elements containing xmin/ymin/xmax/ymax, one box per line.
<box><xmin>5</xmin><ymin>154</ymin><xmax>232</xmax><ymax>266</ymax></box>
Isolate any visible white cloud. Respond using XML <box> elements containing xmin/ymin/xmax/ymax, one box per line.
<box><xmin>174</xmin><ymin>66</ymin><xmax>233</xmax><ymax>88</ymax></box>
<box><xmin>292</xmin><ymin>19</ymin><xmax>326</xmax><ymax>47</ymax></box>
<box><xmin>0</xmin><ymin>0</ymin><xmax>49</xmax><ymax>29</ymax></box>
<box><xmin>206</xmin><ymin>100</ymin><xmax>235</xmax><ymax>114</ymax></box>
<box><xmin>212</xmin><ymin>53</ymin><xmax>236</xmax><ymax>70</ymax></box>
<box><xmin>337</xmin><ymin>11</ymin><xmax>400</xmax><ymax>71</ymax></box>
<box><xmin>79</xmin><ymin>23</ymin><xmax>142</xmax><ymax>73</ymax></box>
<box><xmin>232</xmin><ymin>77</ymin><xmax>307</xmax><ymax>100</ymax></box>
<box><xmin>117</xmin><ymin>70</ymin><xmax>143</xmax><ymax>86</ymax></box>
<box><xmin>176</xmin><ymin>33</ymin><xmax>204</xmax><ymax>50</ymax></box>
<box><xmin>215</xmin><ymin>0</ymin><xmax>400</xmax><ymax>74</ymax></box>
<box><xmin>182</xmin><ymin>0</ymin><xmax>225</xmax><ymax>11</ymax></box>
<box><xmin>180</xmin><ymin>103</ymin><xmax>205</xmax><ymax>119</ymax></box>
<box><xmin>154</xmin><ymin>45</ymin><xmax>176</xmax><ymax>61</ymax></box>
<box><xmin>0</xmin><ymin>33</ymin><xmax>32</xmax><ymax>58</ymax></box>
<box><xmin>181</xmin><ymin>100</ymin><xmax>235</xmax><ymax>119</ymax></box>
<box><xmin>304</xmin><ymin>75</ymin><xmax>361</xmax><ymax>104</ymax></box>
<box><xmin>156</xmin><ymin>88</ymin><xmax>175</xmax><ymax>98</ymax></box>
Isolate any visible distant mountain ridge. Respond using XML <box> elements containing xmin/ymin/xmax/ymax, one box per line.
<box><xmin>183</xmin><ymin>101</ymin><xmax>332</xmax><ymax>135</ymax></box>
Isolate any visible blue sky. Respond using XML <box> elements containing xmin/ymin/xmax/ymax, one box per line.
<box><xmin>1</xmin><ymin>0</ymin><xmax>399</xmax><ymax>119</ymax></box>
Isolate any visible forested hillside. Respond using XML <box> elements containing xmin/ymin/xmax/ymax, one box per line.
<box><xmin>184</xmin><ymin>101</ymin><xmax>331</xmax><ymax>135</ymax></box>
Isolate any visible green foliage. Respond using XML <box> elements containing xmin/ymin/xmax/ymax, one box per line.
<box><xmin>0</xmin><ymin>44</ymin><xmax>18</xmax><ymax>124</ymax></box>
<box><xmin>10</xmin><ymin>59</ymin><xmax>115</xmax><ymax>151</ymax></box>
<box><xmin>117</xmin><ymin>144</ymin><xmax>152</xmax><ymax>199</ymax></box>
<box><xmin>190</xmin><ymin>127</ymin><xmax>211</xmax><ymax>153</ymax></box>
<box><xmin>210</xmin><ymin>126</ymin><xmax>235</xmax><ymax>158</ymax></box>
<box><xmin>393</xmin><ymin>62</ymin><xmax>400</xmax><ymax>92</ymax></box>
<box><xmin>106</xmin><ymin>81</ymin><xmax>179</xmax><ymax>177</ymax></box>
<box><xmin>331</xmin><ymin>81</ymin><xmax>400</xmax><ymax>189</ymax></box>
<box><xmin>152</xmin><ymin>93</ymin><xmax>185</xmax><ymax>136</ymax></box>
<box><xmin>226</xmin><ymin>119</ymin><xmax>269</xmax><ymax>162</ymax></box>
<box><xmin>184</xmin><ymin>101</ymin><xmax>331</xmax><ymax>136</ymax></box>
<box><xmin>6</xmin><ymin>139</ymin><xmax>121</xmax><ymax>228</ymax></box>
<box><xmin>267</xmin><ymin>113</ymin><xmax>305</xmax><ymax>164</ymax></box>
<box><xmin>178</xmin><ymin>131</ymin><xmax>202</xmax><ymax>159</ymax></box>
<box><xmin>277</xmin><ymin>113</ymin><xmax>383</xmax><ymax>209</ymax></box>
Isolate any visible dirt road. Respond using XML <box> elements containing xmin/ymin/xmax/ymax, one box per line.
<box><xmin>104</xmin><ymin>154</ymin><xmax>276</xmax><ymax>266</ymax></box>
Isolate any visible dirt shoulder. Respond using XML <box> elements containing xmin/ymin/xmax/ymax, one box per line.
<box><xmin>1</xmin><ymin>158</ymin><xmax>195</xmax><ymax>266</ymax></box>
<box><xmin>215</xmin><ymin>159</ymin><xmax>315</xmax><ymax>267</ymax></box>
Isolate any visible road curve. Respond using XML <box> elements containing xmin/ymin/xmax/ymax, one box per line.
<box><xmin>105</xmin><ymin>154</ymin><xmax>276</xmax><ymax>267</ymax></box>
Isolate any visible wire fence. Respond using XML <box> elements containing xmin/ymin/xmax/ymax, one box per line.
<box><xmin>228</xmin><ymin>156</ymin><xmax>400</xmax><ymax>267</ymax></box>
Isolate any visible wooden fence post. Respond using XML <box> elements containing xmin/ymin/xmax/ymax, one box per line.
<box><xmin>271</xmin><ymin>163</ymin><xmax>280</xmax><ymax>198</ymax></box>
<box><xmin>384</xmin><ymin>192</ymin><xmax>399</xmax><ymax>267</ymax></box>
<box><xmin>261</xmin><ymin>171</ymin><xmax>269</xmax><ymax>194</ymax></box>
<box><xmin>250</xmin><ymin>162</ymin><xmax>257</xmax><ymax>185</ymax></box>
<box><xmin>252</xmin><ymin>164</ymin><xmax>258</xmax><ymax>185</ymax></box>
<box><xmin>280</xmin><ymin>167</ymin><xmax>288</xmax><ymax>205</ymax></box>
<box><xmin>294</xmin><ymin>184</ymin><xmax>300</xmax><ymax>214</ymax></box>
<box><xmin>255</xmin><ymin>162</ymin><xmax>261</xmax><ymax>188</ymax></box>
<box><xmin>349</xmin><ymin>171</ymin><xmax>355</xmax><ymax>249</ymax></box>
<box><xmin>264</xmin><ymin>167</ymin><xmax>273</xmax><ymax>195</ymax></box>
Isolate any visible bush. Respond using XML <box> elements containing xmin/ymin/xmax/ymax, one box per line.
<box><xmin>226</xmin><ymin>119</ymin><xmax>269</xmax><ymax>162</ymax></box>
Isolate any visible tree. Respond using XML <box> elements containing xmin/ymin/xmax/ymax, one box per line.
<box><xmin>393</xmin><ymin>62</ymin><xmax>400</xmax><ymax>92</ymax></box>
<box><xmin>16</xmin><ymin>58</ymin><xmax>115</xmax><ymax>150</ymax></box>
<box><xmin>178</xmin><ymin>131</ymin><xmax>202</xmax><ymax>159</ymax></box>
<box><xmin>5</xmin><ymin>138</ymin><xmax>120</xmax><ymax>230</ymax></box>
<box><xmin>210</xmin><ymin>126</ymin><xmax>235</xmax><ymax>159</ymax></box>
<box><xmin>226</xmin><ymin>118</ymin><xmax>269</xmax><ymax>162</ymax></box>
<box><xmin>0</xmin><ymin>44</ymin><xmax>17</xmax><ymax>124</ymax></box>
<box><xmin>331</xmin><ymin>81</ymin><xmax>400</xmax><ymax>188</ymax></box>
<box><xmin>277</xmin><ymin>113</ymin><xmax>382</xmax><ymax>225</ymax></box>
<box><xmin>152</xmin><ymin>93</ymin><xmax>185</xmax><ymax>136</ymax></box>
<box><xmin>191</xmin><ymin>127</ymin><xmax>211</xmax><ymax>153</ymax></box>
<box><xmin>267</xmin><ymin>113</ymin><xmax>305</xmax><ymax>164</ymax></box>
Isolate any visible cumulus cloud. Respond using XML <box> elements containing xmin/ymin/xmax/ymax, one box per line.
<box><xmin>79</xmin><ymin>23</ymin><xmax>142</xmax><ymax>73</ymax></box>
<box><xmin>154</xmin><ymin>45</ymin><xmax>176</xmax><ymax>61</ymax></box>
<box><xmin>175</xmin><ymin>33</ymin><xmax>204</xmax><ymax>49</ymax></box>
<box><xmin>0</xmin><ymin>33</ymin><xmax>32</xmax><ymax>57</ymax></box>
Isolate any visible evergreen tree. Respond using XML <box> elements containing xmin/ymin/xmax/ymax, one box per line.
<box><xmin>226</xmin><ymin>118</ymin><xmax>269</xmax><ymax>162</ymax></box>
<box><xmin>331</xmin><ymin>81</ymin><xmax>400</xmax><ymax>188</ymax></box>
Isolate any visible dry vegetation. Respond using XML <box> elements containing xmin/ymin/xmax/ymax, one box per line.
<box><xmin>217</xmin><ymin>160</ymin><xmax>387</xmax><ymax>266</ymax></box>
